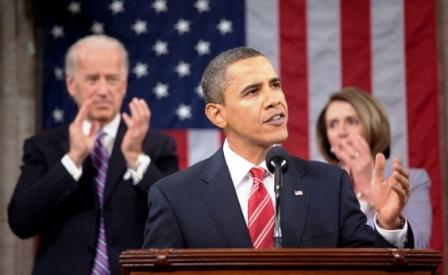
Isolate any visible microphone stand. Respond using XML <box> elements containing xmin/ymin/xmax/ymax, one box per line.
<box><xmin>273</xmin><ymin>163</ymin><xmax>283</xmax><ymax>248</ymax></box>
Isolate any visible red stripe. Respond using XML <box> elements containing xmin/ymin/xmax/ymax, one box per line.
<box><xmin>404</xmin><ymin>0</ymin><xmax>443</xmax><ymax>255</ymax></box>
<box><xmin>340</xmin><ymin>0</ymin><xmax>372</xmax><ymax>92</ymax></box>
<box><xmin>163</xmin><ymin>130</ymin><xmax>188</xmax><ymax>169</ymax></box>
<box><xmin>280</xmin><ymin>0</ymin><xmax>308</xmax><ymax>158</ymax></box>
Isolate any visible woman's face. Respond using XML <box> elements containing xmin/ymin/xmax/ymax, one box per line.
<box><xmin>325</xmin><ymin>100</ymin><xmax>365</xmax><ymax>150</ymax></box>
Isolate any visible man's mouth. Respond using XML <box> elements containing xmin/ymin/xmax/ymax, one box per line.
<box><xmin>264</xmin><ymin>112</ymin><xmax>286</xmax><ymax>124</ymax></box>
<box><xmin>92</xmin><ymin>101</ymin><xmax>112</xmax><ymax>107</ymax></box>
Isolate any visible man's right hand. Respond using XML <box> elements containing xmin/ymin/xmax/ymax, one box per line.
<box><xmin>68</xmin><ymin>100</ymin><xmax>99</xmax><ymax>167</ymax></box>
<box><xmin>370</xmin><ymin>153</ymin><xmax>410</xmax><ymax>230</ymax></box>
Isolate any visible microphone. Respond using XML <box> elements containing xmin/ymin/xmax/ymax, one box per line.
<box><xmin>265</xmin><ymin>145</ymin><xmax>289</xmax><ymax>248</ymax></box>
<box><xmin>266</xmin><ymin>145</ymin><xmax>289</xmax><ymax>174</ymax></box>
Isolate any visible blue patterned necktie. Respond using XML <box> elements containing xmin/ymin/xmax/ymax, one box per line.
<box><xmin>90</xmin><ymin>131</ymin><xmax>110</xmax><ymax>275</ymax></box>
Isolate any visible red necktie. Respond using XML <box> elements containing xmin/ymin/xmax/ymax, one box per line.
<box><xmin>248</xmin><ymin>167</ymin><xmax>274</xmax><ymax>248</ymax></box>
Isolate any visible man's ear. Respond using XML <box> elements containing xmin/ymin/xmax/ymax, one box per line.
<box><xmin>205</xmin><ymin>103</ymin><xmax>227</xmax><ymax>129</ymax></box>
<box><xmin>65</xmin><ymin>75</ymin><xmax>76</xmax><ymax>98</ymax></box>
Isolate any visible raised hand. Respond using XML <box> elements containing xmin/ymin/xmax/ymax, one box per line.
<box><xmin>68</xmin><ymin>99</ymin><xmax>99</xmax><ymax>167</ymax></box>
<box><xmin>121</xmin><ymin>98</ymin><xmax>151</xmax><ymax>167</ymax></box>
<box><xmin>370</xmin><ymin>153</ymin><xmax>410</xmax><ymax>229</ymax></box>
<box><xmin>331</xmin><ymin>134</ymin><xmax>374</xmax><ymax>201</ymax></box>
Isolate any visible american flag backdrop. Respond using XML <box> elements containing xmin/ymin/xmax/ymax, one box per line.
<box><xmin>41</xmin><ymin>0</ymin><xmax>442</xmax><ymax>255</ymax></box>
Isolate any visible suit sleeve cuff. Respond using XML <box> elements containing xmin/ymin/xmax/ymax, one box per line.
<box><xmin>123</xmin><ymin>154</ymin><xmax>151</xmax><ymax>185</ymax></box>
<box><xmin>374</xmin><ymin>214</ymin><xmax>408</xmax><ymax>248</ymax></box>
<box><xmin>61</xmin><ymin>154</ymin><xmax>83</xmax><ymax>181</ymax></box>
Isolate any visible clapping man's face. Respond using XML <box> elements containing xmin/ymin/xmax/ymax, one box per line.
<box><xmin>66</xmin><ymin>45</ymin><xmax>127</xmax><ymax>125</ymax></box>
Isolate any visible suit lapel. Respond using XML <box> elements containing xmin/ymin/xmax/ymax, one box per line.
<box><xmin>103</xmin><ymin>121</ymin><xmax>127</xmax><ymax>205</ymax></box>
<box><xmin>279</xmin><ymin>159</ymin><xmax>311</xmax><ymax>247</ymax></box>
<box><xmin>198</xmin><ymin>149</ymin><xmax>253</xmax><ymax>248</ymax></box>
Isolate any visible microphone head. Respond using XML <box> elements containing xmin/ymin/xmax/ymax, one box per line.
<box><xmin>266</xmin><ymin>145</ymin><xmax>289</xmax><ymax>173</ymax></box>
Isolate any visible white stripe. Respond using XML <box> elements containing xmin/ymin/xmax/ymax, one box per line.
<box><xmin>96</xmin><ymin>182</ymin><xmax>105</xmax><ymax>190</ymax></box>
<box><xmin>92</xmin><ymin>162</ymin><xmax>107</xmax><ymax>172</ymax></box>
<box><xmin>96</xmin><ymin>247</ymin><xmax>108</xmax><ymax>259</ymax></box>
<box><xmin>254</xmin><ymin>215</ymin><xmax>274</xmax><ymax>246</ymax></box>
<box><xmin>99</xmin><ymin>238</ymin><xmax>107</xmax><ymax>246</ymax></box>
<box><xmin>307</xmin><ymin>0</ymin><xmax>342</xmax><ymax>161</ymax></box>
<box><xmin>253</xmin><ymin>215</ymin><xmax>274</xmax><ymax>247</ymax></box>
<box><xmin>371</xmin><ymin>0</ymin><xmax>408</xmax><ymax>165</ymax></box>
<box><xmin>188</xmin><ymin>129</ymin><xmax>221</xmax><ymax>166</ymax></box>
<box><xmin>248</xmin><ymin>186</ymin><xmax>257</xmax><ymax>198</ymax></box>
<box><xmin>95</xmin><ymin>170</ymin><xmax>107</xmax><ymax>181</ymax></box>
<box><xmin>246</xmin><ymin>0</ymin><xmax>279</xmax><ymax>71</ymax></box>
<box><xmin>93</xmin><ymin>258</ymin><xmax>110</xmax><ymax>273</ymax></box>
<box><xmin>248</xmin><ymin>195</ymin><xmax>271</xmax><ymax>227</ymax></box>
<box><xmin>92</xmin><ymin>148</ymin><xmax>108</xmax><ymax>163</ymax></box>
<box><xmin>248</xmin><ymin>194</ymin><xmax>270</xmax><ymax>222</ymax></box>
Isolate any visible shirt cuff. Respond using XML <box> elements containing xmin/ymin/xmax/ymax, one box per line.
<box><xmin>374</xmin><ymin>214</ymin><xmax>408</xmax><ymax>248</ymax></box>
<box><xmin>61</xmin><ymin>154</ymin><xmax>83</xmax><ymax>181</ymax></box>
<box><xmin>123</xmin><ymin>154</ymin><xmax>151</xmax><ymax>185</ymax></box>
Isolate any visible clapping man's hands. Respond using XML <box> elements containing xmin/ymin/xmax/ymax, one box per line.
<box><xmin>121</xmin><ymin>98</ymin><xmax>151</xmax><ymax>168</ymax></box>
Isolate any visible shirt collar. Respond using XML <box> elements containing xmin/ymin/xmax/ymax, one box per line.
<box><xmin>223</xmin><ymin>139</ymin><xmax>271</xmax><ymax>189</ymax></box>
<box><xmin>82</xmin><ymin>114</ymin><xmax>121</xmax><ymax>138</ymax></box>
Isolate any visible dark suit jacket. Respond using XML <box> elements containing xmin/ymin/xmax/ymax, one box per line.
<box><xmin>143</xmin><ymin>148</ymin><xmax>413</xmax><ymax>248</ymax></box>
<box><xmin>8</xmin><ymin>122</ymin><xmax>178</xmax><ymax>275</ymax></box>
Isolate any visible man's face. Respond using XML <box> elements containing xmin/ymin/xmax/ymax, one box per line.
<box><xmin>66</xmin><ymin>45</ymin><xmax>127</xmax><ymax>124</ymax></box>
<box><xmin>218</xmin><ymin>56</ymin><xmax>288</xmax><ymax>149</ymax></box>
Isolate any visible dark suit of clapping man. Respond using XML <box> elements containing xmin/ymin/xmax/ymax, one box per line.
<box><xmin>8</xmin><ymin>35</ymin><xmax>178</xmax><ymax>275</ymax></box>
<box><xmin>142</xmin><ymin>47</ymin><xmax>413</xmax><ymax>249</ymax></box>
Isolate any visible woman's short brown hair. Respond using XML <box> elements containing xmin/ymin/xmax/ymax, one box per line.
<box><xmin>316</xmin><ymin>87</ymin><xmax>390</xmax><ymax>164</ymax></box>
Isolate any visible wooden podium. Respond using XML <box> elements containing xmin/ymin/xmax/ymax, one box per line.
<box><xmin>120</xmin><ymin>248</ymin><xmax>441</xmax><ymax>275</ymax></box>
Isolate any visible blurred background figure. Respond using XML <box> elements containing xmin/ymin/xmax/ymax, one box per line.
<box><xmin>316</xmin><ymin>87</ymin><xmax>432</xmax><ymax>248</ymax></box>
<box><xmin>7</xmin><ymin>35</ymin><xmax>179</xmax><ymax>275</ymax></box>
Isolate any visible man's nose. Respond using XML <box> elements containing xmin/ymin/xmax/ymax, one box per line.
<box><xmin>264</xmin><ymin>89</ymin><xmax>281</xmax><ymax>108</ymax></box>
<box><xmin>96</xmin><ymin>79</ymin><xmax>109</xmax><ymax>95</ymax></box>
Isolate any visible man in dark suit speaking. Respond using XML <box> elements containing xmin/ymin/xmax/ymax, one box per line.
<box><xmin>142</xmin><ymin>47</ymin><xmax>413</xmax><ymax>249</ymax></box>
<box><xmin>8</xmin><ymin>35</ymin><xmax>178</xmax><ymax>275</ymax></box>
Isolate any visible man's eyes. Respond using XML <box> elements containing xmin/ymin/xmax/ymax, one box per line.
<box><xmin>85</xmin><ymin>76</ymin><xmax>119</xmax><ymax>84</ymax></box>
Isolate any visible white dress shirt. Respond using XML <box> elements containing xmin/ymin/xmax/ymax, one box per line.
<box><xmin>223</xmin><ymin>140</ymin><xmax>275</xmax><ymax>225</ymax></box>
<box><xmin>61</xmin><ymin>114</ymin><xmax>151</xmax><ymax>185</ymax></box>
